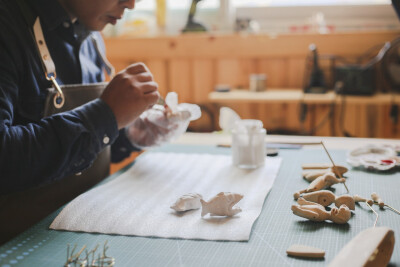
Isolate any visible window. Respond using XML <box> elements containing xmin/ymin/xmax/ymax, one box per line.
<box><xmin>103</xmin><ymin>0</ymin><xmax>399</xmax><ymax>36</ymax></box>
<box><xmin>233</xmin><ymin>0</ymin><xmax>390</xmax><ymax>7</ymax></box>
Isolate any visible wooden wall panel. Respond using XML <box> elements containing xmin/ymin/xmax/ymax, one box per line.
<box><xmin>168</xmin><ymin>60</ymin><xmax>192</xmax><ymax>103</ymax></box>
<box><xmin>105</xmin><ymin>31</ymin><xmax>400</xmax><ymax>138</ymax></box>
<box><xmin>112</xmin><ymin>61</ymin><xmax>130</xmax><ymax>73</ymax></box>
<box><xmin>343</xmin><ymin>105</ymin><xmax>359</xmax><ymax>137</ymax></box>
<box><xmin>377</xmin><ymin>106</ymin><xmax>389</xmax><ymax>138</ymax></box>
<box><xmin>380</xmin><ymin>105</ymin><xmax>399</xmax><ymax>138</ymax></box>
<box><xmin>313</xmin><ymin>105</ymin><xmax>333</xmax><ymax>136</ymax></box>
<box><xmin>256</xmin><ymin>58</ymin><xmax>288</xmax><ymax>88</ymax></box>
<box><xmin>145</xmin><ymin>60</ymin><xmax>168</xmax><ymax>97</ymax></box>
<box><xmin>192</xmin><ymin>59</ymin><xmax>214</xmax><ymax>103</ymax></box>
<box><xmin>215</xmin><ymin>59</ymin><xmax>241</xmax><ymax>87</ymax></box>
<box><xmin>288</xmin><ymin>58</ymin><xmax>306</xmax><ymax>88</ymax></box>
<box><xmin>105</xmin><ymin>32</ymin><xmax>399</xmax><ymax>60</ymax></box>
<box><xmin>215</xmin><ymin>59</ymin><xmax>256</xmax><ymax>122</ymax></box>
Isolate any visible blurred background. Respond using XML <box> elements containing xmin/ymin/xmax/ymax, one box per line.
<box><xmin>103</xmin><ymin>0</ymin><xmax>399</xmax><ymax>36</ymax></box>
<box><xmin>102</xmin><ymin>0</ymin><xmax>400</xmax><ymax>140</ymax></box>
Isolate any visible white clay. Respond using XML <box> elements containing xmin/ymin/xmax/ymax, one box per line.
<box><xmin>165</xmin><ymin>92</ymin><xmax>179</xmax><ymax>114</ymax></box>
<box><xmin>371</xmin><ymin>192</ymin><xmax>385</xmax><ymax>208</ymax></box>
<box><xmin>306</xmin><ymin>172</ymin><xmax>346</xmax><ymax>193</ymax></box>
<box><xmin>353</xmin><ymin>194</ymin><xmax>374</xmax><ymax>206</ymax></box>
<box><xmin>291</xmin><ymin>203</ymin><xmax>351</xmax><ymax>224</ymax></box>
<box><xmin>200</xmin><ymin>192</ymin><xmax>243</xmax><ymax>217</ymax></box>
<box><xmin>301</xmin><ymin>190</ymin><xmax>336</xmax><ymax>207</ymax></box>
<box><xmin>335</xmin><ymin>195</ymin><xmax>355</xmax><ymax>210</ymax></box>
<box><xmin>286</xmin><ymin>244</ymin><xmax>325</xmax><ymax>258</ymax></box>
<box><xmin>170</xmin><ymin>193</ymin><xmax>203</xmax><ymax>212</ymax></box>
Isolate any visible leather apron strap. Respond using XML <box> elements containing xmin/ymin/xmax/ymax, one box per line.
<box><xmin>0</xmin><ymin>0</ymin><xmax>114</xmax><ymax>245</ymax></box>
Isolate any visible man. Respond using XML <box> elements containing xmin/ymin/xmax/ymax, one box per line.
<box><xmin>0</xmin><ymin>0</ymin><xmax>194</xmax><ymax>244</ymax></box>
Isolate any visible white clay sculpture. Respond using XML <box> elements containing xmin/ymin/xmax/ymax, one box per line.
<box><xmin>200</xmin><ymin>192</ymin><xmax>243</xmax><ymax>217</ymax></box>
<box><xmin>170</xmin><ymin>193</ymin><xmax>203</xmax><ymax>212</ymax></box>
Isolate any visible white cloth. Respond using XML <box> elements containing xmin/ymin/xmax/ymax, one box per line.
<box><xmin>50</xmin><ymin>152</ymin><xmax>282</xmax><ymax>241</ymax></box>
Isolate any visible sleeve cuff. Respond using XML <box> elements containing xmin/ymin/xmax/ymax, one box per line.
<box><xmin>73</xmin><ymin>98</ymin><xmax>119</xmax><ymax>150</ymax></box>
<box><xmin>111</xmin><ymin>128</ymin><xmax>142</xmax><ymax>163</ymax></box>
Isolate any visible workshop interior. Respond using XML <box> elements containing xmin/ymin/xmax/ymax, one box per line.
<box><xmin>103</xmin><ymin>0</ymin><xmax>400</xmax><ymax>139</ymax></box>
<box><xmin>1</xmin><ymin>0</ymin><xmax>400</xmax><ymax>267</ymax></box>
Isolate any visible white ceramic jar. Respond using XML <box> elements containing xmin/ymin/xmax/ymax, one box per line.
<box><xmin>231</xmin><ymin>119</ymin><xmax>266</xmax><ymax>169</ymax></box>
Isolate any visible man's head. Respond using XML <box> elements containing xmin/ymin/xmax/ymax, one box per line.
<box><xmin>58</xmin><ymin>0</ymin><xmax>135</xmax><ymax>31</ymax></box>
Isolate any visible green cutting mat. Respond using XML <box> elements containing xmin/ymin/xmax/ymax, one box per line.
<box><xmin>1</xmin><ymin>144</ymin><xmax>399</xmax><ymax>267</ymax></box>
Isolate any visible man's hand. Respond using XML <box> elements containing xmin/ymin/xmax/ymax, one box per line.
<box><xmin>100</xmin><ymin>63</ymin><xmax>159</xmax><ymax>129</ymax></box>
<box><xmin>126</xmin><ymin>103</ymin><xmax>201</xmax><ymax>148</ymax></box>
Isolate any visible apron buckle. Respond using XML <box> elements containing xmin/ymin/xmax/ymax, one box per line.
<box><xmin>47</xmin><ymin>75</ymin><xmax>65</xmax><ymax>109</ymax></box>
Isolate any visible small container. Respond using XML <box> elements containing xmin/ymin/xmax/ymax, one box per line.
<box><xmin>249</xmin><ymin>74</ymin><xmax>267</xmax><ymax>92</ymax></box>
<box><xmin>231</xmin><ymin>119</ymin><xmax>266</xmax><ymax>169</ymax></box>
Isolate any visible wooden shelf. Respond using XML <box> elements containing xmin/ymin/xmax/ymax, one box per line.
<box><xmin>209</xmin><ymin>89</ymin><xmax>400</xmax><ymax>105</ymax></box>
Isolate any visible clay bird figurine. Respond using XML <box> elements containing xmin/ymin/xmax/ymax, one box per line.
<box><xmin>306</xmin><ymin>172</ymin><xmax>346</xmax><ymax>193</ymax></box>
<box><xmin>298</xmin><ymin>190</ymin><xmax>355</xmax><ymax>210</ymax></box>
<box><xmin>302</xmin><ymin>164</ymin><xmax>348</xmax><ymax>181</ymax></box>
<box><xmin>200</xmin><ymin>192</ymin><xmax>243</xmax><ymax>217</ymax></box>
<box><xmin>291</xmin><ymin>203</ymin><xmax>351</xmax><ymax>224</ymax></box>
<box><xmin>353</xmin><ymin>194</ymin><xmax>374</xmax><ymax>205</ymax></box>
<box><xmin>294</xmin><ymin>173</ymin><xmax>346</xmax><ymax>200</ymax></box>
<box><xmin>171</xmin><ymin>193</ymin><xmax>203</xmax><ymax>212</ymax></box>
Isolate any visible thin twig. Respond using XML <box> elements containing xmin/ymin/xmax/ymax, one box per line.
<box><xmin>366</xmin><ymin>201</ymin><xmax>379</xmax><ymax>227</ymax></box>
<box><xmin>320</xmin><ymin>141</ymin><xmax>349</xmax><ymax>193</ymax></box>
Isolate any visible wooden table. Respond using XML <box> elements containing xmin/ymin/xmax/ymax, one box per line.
<box><xmin>208</xmin><ymin>89</ymin><xmax>400</xmax><ymax>138</ymax></box>
<box><xmin>2</xmin><ymin>133</ymin><xmax>399</xmax><ymax>267</ymax></box>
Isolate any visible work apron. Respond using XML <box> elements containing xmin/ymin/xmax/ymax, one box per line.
<box><xmin>0</xmin><ymin>2</ymin><xmax>115</xmax><ymax>244</ymax></box>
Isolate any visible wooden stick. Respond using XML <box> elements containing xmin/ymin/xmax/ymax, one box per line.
<box><xmin>320</xmin><ymin>141</ymin><xmax>349</xmax><ymax>193</ymax></box>
<box><xmin>385</xmin><ymin>204</ymin><xmax>400</xmax><ymax>215</ymax></box>
<box><xmin>365</xmin><ymin>201</ymin><xmax>379</xmax><ymax>228</ymax></box>
<box><xmin>371</xmin><ymin>192</ymin><xmax>400</xmax><ymax>215</ymax></box>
